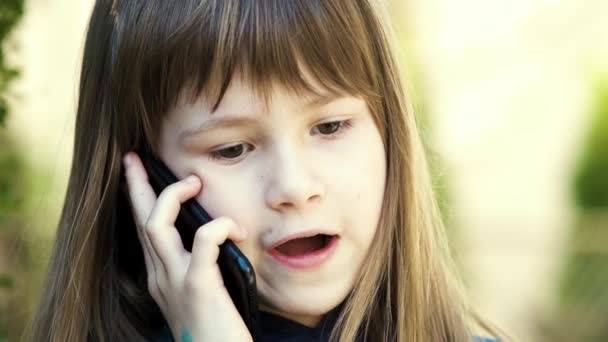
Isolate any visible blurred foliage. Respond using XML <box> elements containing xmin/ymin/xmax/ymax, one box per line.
<box><xmin>573</xmin><ymin>81</ymin><xmax>608</xmax><ymax>208</ymax></box>
<box><xmin>0</xmin><ymin>0</ymin><xmax>25</xmax><ymax>340</ymax></box>
<box><xmin>0</xmin><ymin>0</ymin><xmax>24</xmax><ymax>127</ymax></box>
<box><xmin>0</xmin><ymin>136</ymin><xmax>30</xmax><ymax>341</ymax></box>
<box><xmin>537</xmin><ymin>79</ymin><xmax>608</xmax><ymax>342</ymax></box>
<box><xmin>0</xmin><ymin>138</ymin><xmax>24</xmax><ymax>222</ymax></box>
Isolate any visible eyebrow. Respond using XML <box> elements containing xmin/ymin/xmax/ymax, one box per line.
<box><xmin>179</xmin><ymin>93</ymin><xmax>343</xmax><ymax>140</ymax></box>
<box><xmin>179</xmin><ymin>116</ymin><xmax>259</xmax><ymax>141</ymax></box>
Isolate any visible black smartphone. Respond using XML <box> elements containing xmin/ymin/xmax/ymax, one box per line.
<box><xmin>137</xmin><ymin>150</ymin><xmax>259</xmax><ymax>339</ymax></box>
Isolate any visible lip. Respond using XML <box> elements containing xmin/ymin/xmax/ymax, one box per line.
<box><xmin>268</xmin><ymin>234</ymin><xmax>339</xmax><ymax>270</ymax></box>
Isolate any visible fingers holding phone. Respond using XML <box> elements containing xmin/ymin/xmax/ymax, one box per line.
<box><xmin>146</xmin><ymin>174</ymin><xmax>202</xmax><ymax>276</ymax></box>
<box><xmin>186</xmin><ymin>217</ymin><xmax>248</xmax><ymax>293</ymax></box>
<box><xmin>122</xmin><ymin>152</ymin><xmax>193</xmax><ymax>279</ymax></box>
<box><xmin>122</xmin><ymin>152</ymin><xmax>253</xmax><ymax>342</ymax></box>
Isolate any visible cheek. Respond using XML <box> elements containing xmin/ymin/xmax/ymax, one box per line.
<box><xmin>347</xmin><ymin>135</ymin><xmax>386</xmax><ymax>243</ymax></box>
<box><xmin>193</xmin><ymin>172</ymin><xmax>258</xmax><ymax>226</ymax></box>
<box><xmin>336</xmin><ymin>133</ymin><xmax>386</xmax><ymax>201</ymax></box>
<box><xmin>191</xmin><ymin>176</ymin><xmax>265</xmax><ymax>263</ymax></box>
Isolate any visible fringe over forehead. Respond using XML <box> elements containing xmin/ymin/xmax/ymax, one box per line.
<box><xmin>107</xmin><ymin>0</ymin><xmax>385</xmax><ymax>151</ymax></box>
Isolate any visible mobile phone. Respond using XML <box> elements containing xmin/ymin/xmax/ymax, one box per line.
<box><xmin>137</xmin><ymin>150</ymin><xmax>259</xmax><ymax>339</ymax></box>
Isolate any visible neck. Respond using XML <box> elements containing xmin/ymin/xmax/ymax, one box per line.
<box><xmin>258</xmin><ymin>304</ymin><xmax>323</xmax><ymax>328</ymax></box>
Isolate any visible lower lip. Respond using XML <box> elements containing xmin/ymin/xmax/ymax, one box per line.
<box><xmin>268</xmin><ymin>236</ymin><xmax>339</xmax><ymax>270</ymax></box>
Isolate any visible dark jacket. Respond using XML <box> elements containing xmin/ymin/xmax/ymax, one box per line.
<box><xmin>155</xmin><ymin>308</ymin><xmax>338</xmax><ymax>342</ymax></box>
<box><xmin>155</xmin><ymin>311</ymin><xmax>502</xmax><ymax>342</ymax></box>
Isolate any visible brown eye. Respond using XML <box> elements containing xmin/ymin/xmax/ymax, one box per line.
<box><xmin>317</xmin><ymin>121</ymin><xmax>341</xmax><ymax>135</ymax></box>
<box><xmin>312</xmin><ymin>119</ymin><xmax>354</xmax><ymax>137</ymax></box>
<box><xmin>217</xmin><ymin>145</ymin><xmax>244</xmax><ymax>158</ymax></box>
<box><xmin>209</xmin><ymin>144</ymin><xmax>252</xmax><ymax>161</ymax></box>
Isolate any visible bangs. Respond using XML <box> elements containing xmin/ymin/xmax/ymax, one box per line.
<box><xmin>111</xmin><ymin>0</ymin><xmax>381</xmax><ymax>134</ymax></box>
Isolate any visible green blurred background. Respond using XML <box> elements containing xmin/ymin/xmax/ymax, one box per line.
<box><xmin>0</xmin><ymin>0</ymin><xmax>607</xmax><ymax>341</ymax></box>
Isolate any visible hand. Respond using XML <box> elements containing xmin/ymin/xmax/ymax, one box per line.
<box><xmin>122</xmin><ymin>152</ymin><xmax>253</xmax><ymax>342</ymax></box>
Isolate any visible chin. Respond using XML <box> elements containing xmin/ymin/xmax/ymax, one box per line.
<box><xmin>257</xmin><ymin>266</ymin><xmax>357</xmax><ymax>321</ymax></box>
<box><xmin>264</xmin><ymin>286</ymin><xmax>347</xmax><ymax>318</ymax></box>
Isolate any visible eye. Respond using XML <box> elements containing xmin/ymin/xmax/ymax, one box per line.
<box><xmin>208</xmin><ymin>143</ymin><xmax>253</xmax><ymax>162</ymax></box>
<box><xmin>312</xmin><ymin>119</ymin><xmax>354</xmax><ymax>137</ymax></box>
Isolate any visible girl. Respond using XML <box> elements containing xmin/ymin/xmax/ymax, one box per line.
<box><xmin>26</xmin><ymin>0</ymin><xmax>507</xmax><ymax>341</ymax></box>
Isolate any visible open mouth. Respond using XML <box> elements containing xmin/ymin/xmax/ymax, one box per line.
<box><xmin>273</xmin><ymin>234</ymin><xmax>335</xmax><ymax>256</ymax></box>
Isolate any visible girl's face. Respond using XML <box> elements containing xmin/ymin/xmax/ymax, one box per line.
<box><xmin>158</xmin><ymin>73</ymin><xmax>386</xmax><ymax>326</ymax></box>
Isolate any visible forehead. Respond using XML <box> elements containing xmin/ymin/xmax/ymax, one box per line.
<box><xmin>173</xmin><ymin>68</ymin><xmax>348</xmax><ymax>117</ymax></box>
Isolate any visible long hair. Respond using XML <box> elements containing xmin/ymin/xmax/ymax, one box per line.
<box><xmin>26</xmin><ymin>0</ymin><xmax>505</xmax><ymax>341</ymax></box>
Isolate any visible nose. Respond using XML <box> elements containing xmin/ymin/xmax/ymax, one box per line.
<box><xmin>264</xmin><ymin>144</ymin><xmax>324</xmax><ymax>212</ymax></box>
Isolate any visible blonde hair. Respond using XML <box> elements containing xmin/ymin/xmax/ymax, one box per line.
<box><xmin>26</xmin><ymin>0</ymin><xmax>505</xmax><ymax>341</ymax></box>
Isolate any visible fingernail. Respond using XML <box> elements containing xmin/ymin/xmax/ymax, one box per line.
<box><xmin>123</xmin><ymin>154</ymin><xmax>132</xmax><ymax>169</ymax></box>
<box><xmin>186</xmin><ymin>175</ymin><xmax>199</xmax><ymax>183</ymax></box>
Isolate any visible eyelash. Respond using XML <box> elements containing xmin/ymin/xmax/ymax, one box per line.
<box><xmin>208</xmin><ymin>119</ymin><xmax>354</xmax><ymax>162</ymax></box>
